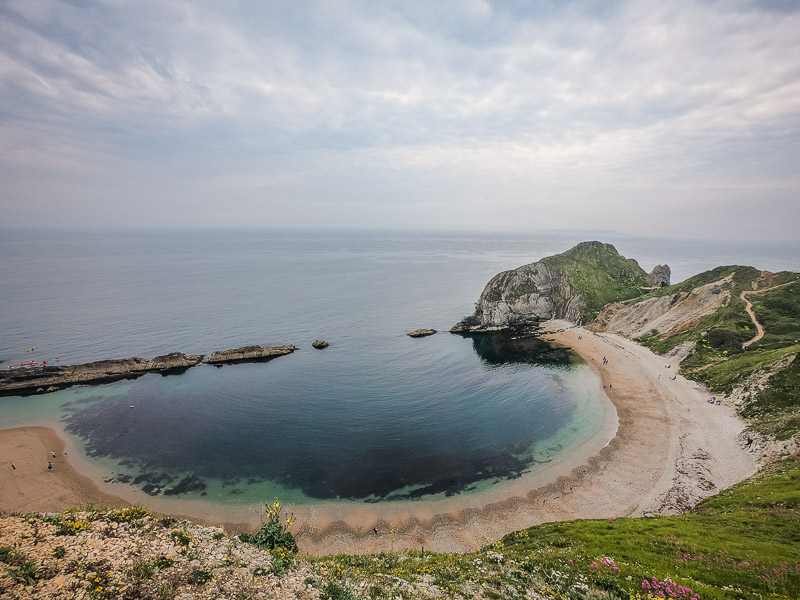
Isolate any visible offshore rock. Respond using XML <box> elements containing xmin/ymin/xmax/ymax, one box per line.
<box><xmin>451</xmin><ymin>241</ymin><xmax>661</xmax><ymax>332</ymax></box>
<box><xmin>0</xmin><ymin>352</ymin><xmax>203</xmax><ymax>396</ymax></box>
<box><xmin>205</xmin><ymin>344</ymin><xmax>296</xmax><ymax>365</ymax></box>
<box><xmin>312</xmin><ymin>340</ymin><xmax>330</xmax><ymax>349</ymax></box>
<box><xmin>648</xmin><ymin>264</ymin><xmax>671</xmax><ymax>287</ymax></box>
<box><xmin>407</xmin><ymin>329</ymin><xmax>436</xmax><ymax>338</ymax></box>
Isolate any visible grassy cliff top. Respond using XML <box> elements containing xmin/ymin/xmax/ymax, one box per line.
<box><xmin>540</xmin><ymin>241</ymin><xmax>651</xmax><ymax>320</ymax></box>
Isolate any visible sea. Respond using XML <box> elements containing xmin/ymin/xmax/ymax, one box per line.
<box><xmin>1</xmin><ymin>229</ymin><xmax>798</xmax><ymax>507</ymax></box>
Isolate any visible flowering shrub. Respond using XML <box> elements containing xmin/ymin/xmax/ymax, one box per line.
<box><xmin>239</xmin><ymin>499</ymin><xmax>298</xmax><ymax>554</ymax></box>
<box><xmin>106</xmin><ymin>506</ymin><xmax>150</xmax><ymax>523</ymax></box>
<box><xmin>170</xmin><ymin>529</ymin><xmax>193</xmax><ymax>548</ymax></box>
<box><xmin>154</xmin><ymin>555</ymin><xmax>174</xmax><ymax>569</ymax></box>
<box><xmin>642</xmin><ymin>576</ymin><xmax>700</xmax><ymax>599</ymax></box>
<box><xmin>589</xmin><ymin>556</ymin><xmax>621</xmax><ymax>574</ymax></box>
<box><xmin>55</xmin><ymin>516</ymin><xmax>91</xmax><ymax>536</ymax></box>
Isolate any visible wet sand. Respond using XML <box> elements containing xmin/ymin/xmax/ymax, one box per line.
<box><xmin>0</xmin><ymin>324</ymin><xmax>756</xmax><ymax>555</ymax></box>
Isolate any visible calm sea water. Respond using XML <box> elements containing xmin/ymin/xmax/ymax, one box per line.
<box><xmin>0</xmin><ymin>229</ymin><xmax>797</xmax><ymax>504</ymax></box>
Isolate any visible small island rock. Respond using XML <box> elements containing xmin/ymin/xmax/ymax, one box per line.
<box><xmin>407</xmin><ymin>329</ymin><xmax>437</xmax><ymax>338</ymax></box>
<box><xmin>312</xmin><ymin>340</ymin><xmax>330</xmax><ymax>349</ymax></box>
<box><xmin>205</xmin><ymin>345</ymin><xmax>296</xmax><ymax>364</ymax></box>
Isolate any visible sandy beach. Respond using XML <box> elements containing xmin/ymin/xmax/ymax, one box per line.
<box><xmin>0</xmin><ymin>324</ymin><xmax>757</xmax><ymax>555</ymax></box>
<box><xmin>0</xmin><ymin>426</ymin><xmax>127</xmax><ymax>514</ymax></box>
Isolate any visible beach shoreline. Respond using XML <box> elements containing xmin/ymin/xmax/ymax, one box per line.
<box><xmin>0</xmin><ymin>323</ymin><xmax>756</xmax><ymax>555</ymax></box>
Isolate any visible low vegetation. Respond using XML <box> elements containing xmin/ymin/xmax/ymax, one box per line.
<box><xmin>3</xmin><ymin>459</ymin><xmax>798</xmax><ymax>598</ymax></box>
<box><xmin>633</xmin><ymin>267</ymin><xmax>800</xmax><ymax>441</ymax></box>
<box><xmin>314</xmin><ymin>456</ymin><xmax>800</xmax><ymax>599</ymax></box>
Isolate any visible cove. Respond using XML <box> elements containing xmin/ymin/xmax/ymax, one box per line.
<box><xmin>1</xmin><ymin>331</ymin><xmax>606</xmax><ymax>507</ymax></box>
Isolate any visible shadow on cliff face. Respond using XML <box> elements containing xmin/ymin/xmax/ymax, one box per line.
<box><xmin>462</xmin><ymin>331</ymin><xmax>576</xmax><ymax>366</ymax></box>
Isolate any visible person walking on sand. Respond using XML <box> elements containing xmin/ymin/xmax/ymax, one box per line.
<box><xmin>373</xmin><ymin>528</ymin><xmax>379</xmax><ymax>536</ymax></box>
<box><xmin>11</xmin><ymin>463</ymin><xmax>15</xmax><ymax>470</ymax></box>
<box><xmin>48</xmin><ymin>462</ymin><xmax>53</xmax><ymax>471</ymax></box>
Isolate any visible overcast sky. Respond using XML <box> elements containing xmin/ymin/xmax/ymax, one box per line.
<box><xmin>1</xmin><ymin>0</ymin><xmax>799</xmax><ymax>238</ymax></box>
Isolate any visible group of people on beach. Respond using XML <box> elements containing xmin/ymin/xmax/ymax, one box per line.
<box><xmin>9</xmin><ymin>449</ymin><xmax>65</xmax><ymax>472</ymax></box>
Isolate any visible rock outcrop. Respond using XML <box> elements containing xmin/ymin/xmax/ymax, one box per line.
<box><xmin>205</xmin><ymin>345</ymin><xmax>296</xmax><ymax>365</ymax></box>
<box><xmin>0</xmin><ymin>352</ymin><xmax>203</xmax><ymax>396</ymax></box>
<box><xmin>451</xmin><ymin>241</ymin><xmax>661</xmax><ymax>332</ymax></box>
<box><xmin>648</xmin><ymin>264</ymin><xmax>671</xmax><ymax>287</ymax></box>
<box><xmin>312</xmin><ymin>340</ymin><xmax>330</xmax><ymax>349</ymax></box>
<box><xmin>407</xmin><ymin>329</ymin><xmax>436</xmax><ymax>338</ymax></box>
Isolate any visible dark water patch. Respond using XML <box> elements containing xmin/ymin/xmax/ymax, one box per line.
<box><xmin>466</xmin><ymin>331</ymin><xmax>575</xmax><ymax>365</ymax></box>
<box><xmin>106</xmin><ymin>474</ymin><xmax>131</xmax><ymax>484</ymax></box>
<box><xmin>164</xmin><ymin>475</ymin><xmax>207</xmax><ymax>496</ymax></box>
<box><xmin>142</xmin><ymin>484</ymin><xmax>162</xmax><ymax>496</ymax></box>
<box><xmin>133</xmin><ymin>472</ymin><xmax>173</xmax><ymax>486</ymax></box>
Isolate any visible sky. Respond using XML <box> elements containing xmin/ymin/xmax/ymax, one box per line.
<box><xmin>1</xmin><ymin>0</ymin><xmax>799</xmax><ymax>239</ymax></box>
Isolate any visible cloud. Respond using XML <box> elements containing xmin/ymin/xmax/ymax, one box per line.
<box><xmin>0</xmin><ymin>0</ymin><xmax>798</xmax><ymax>238</ymax></box>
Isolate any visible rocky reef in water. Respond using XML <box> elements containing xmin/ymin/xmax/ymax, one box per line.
<box><xmin>205</xmin><ymin>344</ymin><xmax>296</xmax><ymax>365</ymax></box>
<box><xmin>451</xmin><ymin>241</ymin><xmax>669</xmax><ymax>332</ymax></box>
<box><xmin>1</xmin><ymin>344</ymin><xmax>300</xmax><ymax>395</ymax></box>
<box><xmin>0</xmin><ymin>352</ymin><xmax>203</xmax><ymax>396</ymax></box>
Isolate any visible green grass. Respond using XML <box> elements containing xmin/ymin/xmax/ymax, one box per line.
<box><xmin>541</xmin><ymin>241</ymin><xmax>651</xmax><ymax>321</ymax></box>
<box><xmin>502</xmin><ymin>457</ymin><xmax>800</xmax><ymax>600</ymax></box>
<box><xmin>749</xmin><ymin>278</ymin><xmax>800</xmax><ymax>351</ymax></box>
<box><xmin>313</xmin><ymin>457</ymin><xmax>800</xmax><ymax>599</ymax></box>
<box><xmin>630</xmin><ymin>266</ymin><xmax>800</xmax><ymax>440</ymax></box>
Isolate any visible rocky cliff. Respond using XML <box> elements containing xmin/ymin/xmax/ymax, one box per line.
<box><xmin>0</xmin><ymin>352</ymin><xmax>203</xmax><ymax>396</ymax></box>
<box><xmin>451</xmin><ymin>241</ymin><xmax>667</xmax><ymax>332</ymax></box>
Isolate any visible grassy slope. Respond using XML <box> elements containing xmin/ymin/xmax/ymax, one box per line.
<box><xmin>633</xmin><ymin>267</ymin><xmax>800</xmax><ymax>440</ymax></box>
<box><xmin>315</xmin><ymin>457</ymin><xmax>800</xmax><ymax>600</ymax></box>
<box><xmin>636</xmin><ymin>266</ymin><xmax>760</xmax><ymax>356</ymax></box>
<box><xmin>540</xmin><ymin>242</ymin><xmax>650</xmax><ymax>321</ymax></box>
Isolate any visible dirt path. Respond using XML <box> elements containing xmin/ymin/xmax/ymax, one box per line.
<box><xmin>740</xmin><ymin>279</ymin><xmax>797</xmax><ymax>347</ymax></box>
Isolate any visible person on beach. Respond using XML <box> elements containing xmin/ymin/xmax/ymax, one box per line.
<box><xmin>47</xmin><ymin>462</ymin><xmax>53</xmax><ymax>470</ymax></box>
<box><xmin>11</xmin><ymin>463</ymin><xmax>15</xmax><ymax>470</ymax></box>
<box><xmin>373</xmin><ymin>528</ymin><xmax>379</xmax><ymax>536</ymax></box>
<box><xmin>51</xmin><ymin>450</ymin><xmax>56</xmax><ymax>458</ymax></box>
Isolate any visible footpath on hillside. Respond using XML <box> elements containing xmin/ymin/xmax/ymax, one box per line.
<box><xmin>740</xmin><ymin>278</ymin><xmax>797</xmax><ymax>347</ymax></box>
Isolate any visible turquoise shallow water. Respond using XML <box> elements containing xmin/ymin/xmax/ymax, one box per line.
<box><xmin>0</xmin><ymin>229</ymin><xmax>796</xmax><ymax>505</ymax></box>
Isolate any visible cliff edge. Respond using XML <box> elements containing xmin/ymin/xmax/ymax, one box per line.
<box><xmin>451</xmin><ymin>241</ymin><xmax>668</xmax><ymax>332</ymax></box>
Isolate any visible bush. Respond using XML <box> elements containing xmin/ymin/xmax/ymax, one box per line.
<box><xmin>239</xmin><ymin>499</ymin><xmax>298</xmax><ymax>553</ymax></box>
<box><xmin>320</xmin><ymin>581</ymin><xmax>357</xmax><ymax>600</ymax></box>
<box><xmin>7</xmin><ymin>558</ymin><xmax>39</xmax><ymax>586</ymax></box>
<box><xmin>705</xmin><ymin>329</ymin><xmax>742</xmax><ymax>352</ymax></box>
